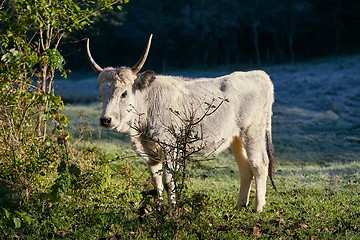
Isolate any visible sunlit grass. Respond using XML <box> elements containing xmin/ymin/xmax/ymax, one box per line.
<box><xmin>2</xmin><ymin>135</ymin><xmax>357</xmax><ymax>239</ymax></box>
<box><xmin>45</xmin><ymin>103</ymin><xmax>360</xmax><ymax>239</ymax></box>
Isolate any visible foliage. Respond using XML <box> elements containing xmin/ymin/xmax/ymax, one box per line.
<box><xmin>0</xmin><ymin>0</ymin><xmax>127</xmax><ymax>235</ymax></box>
<box><xmin>0</xmin><ymin>0</ymin><xmax>127</xmax><ymax>134</ymax></box>
<box><xmin>65</xmin><ymin>0</ymin><xmax>360</xmax><ymax>71</ymax></box>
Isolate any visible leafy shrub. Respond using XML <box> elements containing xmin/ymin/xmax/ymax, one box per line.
<box><xmin>133</xmin><ymin>99</ymin><xmax>227</xmax><ymax>239</ymax></box>
<box><xmin>0</xmin><ymin>0</ymin><xmax>127</xmax><ymax>238</ymax></box>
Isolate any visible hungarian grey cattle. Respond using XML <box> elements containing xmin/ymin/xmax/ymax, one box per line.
<box><xmin>86</xmin><ymin>34</ymin><xmax>275</xmax><ymax>212</ymax></box>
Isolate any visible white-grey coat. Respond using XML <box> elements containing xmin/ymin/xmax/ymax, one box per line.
<box><xmin>86</xmin><ymin>35</ymin><xmax>275</xmax><ymax>212</ymax></box>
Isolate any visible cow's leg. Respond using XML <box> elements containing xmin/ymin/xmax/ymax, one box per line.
<box><xmin>253</xmin><ymin>161</ymin><xmax>268</xmax><ymax>212</ymax></box>
<box><xmin>245</xmin><ymin>141</ymin><xmax>268</xmax><ymax>212</ymax></box>
<box><xmin>148</xmin><ymin>162</ymin><xmax>165</xmax><ymax>200</ymax></box>
<box><xmin>232</xmin><ymin>136</ymin><xmax>253</xmax><ymax>209</ymax></box>
<box><xmin>163</xmin><ymin>159</ymin><xmax>176</xmax><ymax>205</ymax></box>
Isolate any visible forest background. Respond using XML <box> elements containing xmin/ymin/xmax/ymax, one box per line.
<box><xmin>65</xmin><ymin>0</ymin><xmax>360</xmax><ymax>72</ymax></box>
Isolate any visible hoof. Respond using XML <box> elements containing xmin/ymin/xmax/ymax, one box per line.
<box><xmin>253</xmin><ymin>206</ymin><xmax>264</xmax><ymax>213</ymax></box>
<box><xmin>234</xmin><ymin>203</ymin><xmax>248</xmax><ymax>210</ymax></box>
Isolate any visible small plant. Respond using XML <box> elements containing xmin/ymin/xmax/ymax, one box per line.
<box><xmin>136</xmin><ymin>98</ymin><xmax>227</xmax><ymax>239</ymax></box>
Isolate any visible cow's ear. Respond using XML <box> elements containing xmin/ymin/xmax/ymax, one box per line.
<box><xmin>133</xmin><ymin>70</ymin><xmax>156</xmax><ymax>90</ymax></box>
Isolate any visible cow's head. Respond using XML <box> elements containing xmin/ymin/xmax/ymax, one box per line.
<box><xmin>86</xmin><ymin>34</ymin><xmax>154</xmax><ymax>132</ymax></box>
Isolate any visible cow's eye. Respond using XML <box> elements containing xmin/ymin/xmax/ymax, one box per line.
<box><xmin>121</xmin><ymin>90</ymin><xmax>128</xmax><ymax>98</ymax></box>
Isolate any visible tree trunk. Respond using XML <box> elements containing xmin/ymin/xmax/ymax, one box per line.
<box><xmin>288</xmin><ymin>33</ymin><xmax>295</xmax><ymax>63</ymax></box>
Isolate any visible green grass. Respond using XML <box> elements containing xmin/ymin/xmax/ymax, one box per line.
<box><xmin>1</xmin><ymin>104</ymin><xmax>359</xmax><ymax>239</ymax></box>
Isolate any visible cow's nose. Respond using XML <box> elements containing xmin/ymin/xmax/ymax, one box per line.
<box><xmin>100</xmin><ymin>116</ymin><xmax>112</xmax><ymax>127</ymax></box>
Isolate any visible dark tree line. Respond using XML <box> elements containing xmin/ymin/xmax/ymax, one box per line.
<box><xmin>64</xmin><ymin>0</ymin><xmax>360</xmax><ymax>72</ymax></box>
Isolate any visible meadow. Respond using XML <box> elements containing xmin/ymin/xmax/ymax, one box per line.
<box><xmin>2</xmin><ymin>55</ymin><xmax>359</xmax><ymax>239</ymax></box>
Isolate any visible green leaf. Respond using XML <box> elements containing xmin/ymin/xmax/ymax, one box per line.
<box><xmin>59</xmin><ymin>114</ymin><xmax>69</xmax><ymax>125</ymax></box>
<box><xmin>13</xmin><ymin>217</ymin><xmax>21</xmax><ymax>228</ymax></box>
<box><xmin>3</xmin><ymin>208</ymin><xmax>10</xmax><ymax>219</ymax></box>
<box><xmin>21</xmin><ymin>214</ymin><xmax>33</xmax><ymax>225</ymax></box>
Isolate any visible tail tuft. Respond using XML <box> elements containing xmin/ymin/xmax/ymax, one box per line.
<box><xmin>266</xmin><ymin>131</ymin><xmax>277</xmax><ymax>192</ymax></box>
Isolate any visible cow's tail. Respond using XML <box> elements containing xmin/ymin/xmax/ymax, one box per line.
<box><xmin>264</xmin><ymin>74</ymin><xmax>276</xmax><ymax>192</ymax></box>
<box><xmin>266</xmin><ymin>127</ymin><xmax>277</xmax><ymax>192</ymax></box>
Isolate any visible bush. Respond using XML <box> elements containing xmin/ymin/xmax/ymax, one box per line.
<box><xmin>0</xmin><ymin>0</ymin><xmax>127</xmax><ymax>237</ymax></box>
<box><xmin>133</xmin><ymin>98</ymin><xmax>227</xmax><ymax>239</ymax></box>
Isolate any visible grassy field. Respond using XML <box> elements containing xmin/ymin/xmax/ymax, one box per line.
<box><xmin>1</xmin><ymin>55</ymin><xmax>360</xmax><ymax>239</ymax></box>
<box><xmin>59</xmin><ymin>104</ymin><xmax>360</xmax><ymax>239</ymax></box>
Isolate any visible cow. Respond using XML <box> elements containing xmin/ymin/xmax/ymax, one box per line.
<box><xmin>86</xmin><ymin>34</ymin><xmax>275</xmax><ymax>212</ymax></box>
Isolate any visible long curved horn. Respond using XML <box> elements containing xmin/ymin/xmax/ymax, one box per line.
<box><xmin>131</xmin><ymin>34</ymin><xmax>153</xmax><ymax>74</ymax></box>
<box><xmin>86</xmin><ymin>38</ymin><xmax>103</xmax><ymax>73</ymax></box>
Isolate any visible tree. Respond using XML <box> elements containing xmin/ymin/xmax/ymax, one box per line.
<box><xmin>1</xmin><ymin>0</ymin><xmax>128</xmax><ymax>137</ymax></box>
<box><xmin>267</xmin><ymin>0</ymin><xmax>312</xmax><ymax>63</ymax></box>
<box><xmin>39</xmin><ymin>0</ymin><xmax>360</xmax><ymax>71</ymax></box>
<box><xmin>239</xmin><ymin>0</ymin><xmax>275</xmax><ymax>66</ymax></box>
<box><xmin>180</xmin><ymin>0</ymin><xmax>217</xmax><ymax>68</ymax></box>
<box><xmin>0</xmin><ymin>0</ymin><xmax>127</xmax><ymax>197</ymax></box>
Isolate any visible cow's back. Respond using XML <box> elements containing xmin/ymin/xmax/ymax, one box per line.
<box><xmin>141</xmin><ymin>71</ymin><xmax>273</xmax><ymax>154</ymax></box>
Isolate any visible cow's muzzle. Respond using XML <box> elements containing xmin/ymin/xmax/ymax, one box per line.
<box><xmin>100</xmin><ymin>116</ymin><xmax>112</xmax><ymax>127</ymax></box>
